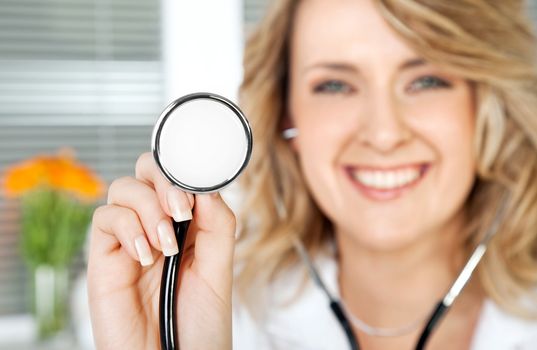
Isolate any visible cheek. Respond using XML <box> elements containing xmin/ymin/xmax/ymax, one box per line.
<box><xmin>419</xmin><ymin>112</ymin><xmax>474</xmax><ymax>163</ymax></box>
<box><xmin>414</xmin><ymin>93</ymin><xmax>477</xmax><ymax>213</ymax></box>
<box><xmin>292</xmin><ymin>85</ymin><xmax>358</xmax><ymax>164</ymax></box>
<box><xmin>293</xmin><ymin>119</ymin><xmax>348</xmax><ymax>213</ymax></box>
<box><xmin>295</xmin><ymin>123</ymin><xmax>340</xmax><ymax>188</ymax></box>
<box><xmin>431</xmin><ymin>121</ymin><xmax>476</xmax><ymax>198</ymax></box>
<box><xmin>411</xmin><ymin>85</ymin><xmax>476</xmax><ymax>168</ymax></box>
<box><xmin>291</xmin><ymin>93</ymin><xmax>345</xmax><ymax>158</ymax></box>
<box><xmin>290</xmin><ymin>89</ymin><xmax>356</xmax><ymax>214</ymax></box>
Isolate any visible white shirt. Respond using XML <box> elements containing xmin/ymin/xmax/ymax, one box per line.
<box><xmin>232</xmin><ymin>255</ymin><xmax>537</xmax><ymax>349</ymax></box>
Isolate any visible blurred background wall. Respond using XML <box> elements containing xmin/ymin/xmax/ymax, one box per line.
<box><xmin>0</xmin><ymin>0</ymin><xmax>536</xmax><ymax>348</ymax></box>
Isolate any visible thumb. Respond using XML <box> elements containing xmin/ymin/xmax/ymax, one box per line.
<box><xmin>189</xmin><ymin>192</ymin><xmax>236</xmax><ymax>296</ymax></box>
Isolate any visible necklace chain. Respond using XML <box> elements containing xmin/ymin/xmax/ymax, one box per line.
<box><xmin>292</xmin><ymin>237</ymin><xmax>427</xmax><ymax>338</ymax></box>
<box><xmin>339</xmin><ymin>299</ymin><xmax>427</xmax><ymax>337</ymax></box>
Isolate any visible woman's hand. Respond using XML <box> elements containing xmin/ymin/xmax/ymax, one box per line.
<box><xmin>87</xmin><ymin>152</ymin><xmax>235</xmax><ymax>350</ymax></box>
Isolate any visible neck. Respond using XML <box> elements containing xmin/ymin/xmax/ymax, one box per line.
<box><xmin>335</xmin><ymin>212</ymin><xmax>479</xmax><ymax>331</ymax></box>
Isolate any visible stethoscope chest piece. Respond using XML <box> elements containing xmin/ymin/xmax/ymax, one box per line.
<box><xmin>152</xmin><ymin>92</ymin><xmax>252</xmax><ymax>350</ymax></box>
<box><xmin>152</xmin><ymin>92</ymin><xmax>253</xmax><ymax>194</ymax></box>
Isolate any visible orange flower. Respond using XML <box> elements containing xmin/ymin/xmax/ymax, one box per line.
<box><xmin>3</xmin><ymin>149</ymin><xmax>105</xmax><ymax>202</ymax></box>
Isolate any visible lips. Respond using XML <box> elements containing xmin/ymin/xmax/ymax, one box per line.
<box><xmin>345</xmin><ymin>163</ymin><xmax>430</xmax><ymax>200</ymax></box>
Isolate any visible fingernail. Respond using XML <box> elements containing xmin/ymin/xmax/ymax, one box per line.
<box><xmin>134</xmin><ymin>236</ymin><xmax>154</xmax><ymax>266</ymax></box>
<box><xmin>167</xmin><ymin>188</ymin><xmax>193</xmax><ymax>222</ymax></box>
<box><xmin>157</xmin><ymin>219</ymin><xmax>179</xmax><ymax>256</ymax></box>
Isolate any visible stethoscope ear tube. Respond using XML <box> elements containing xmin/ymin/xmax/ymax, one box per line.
<box><xmin>414</xmin><ymin>301</ymin><xmax>447</xmax><ymax>350</ymax></box>
<box><xmin>329</xmin><ymin>301</ymin><xmax>360</xmax><ymax>350</ymax></box>
<box><xmin>160</xmin><ymin>219</ymin><xmax>191</xmax><ymax>350</ymax></box>
<box><xmin>294</xmin><ymin>193</ymin><xmax>509</xmax><ymax>350</ymax></box>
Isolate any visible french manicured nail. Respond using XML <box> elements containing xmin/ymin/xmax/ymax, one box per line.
<box><xmin>157</xmin><ymin>219</ymin><xmax>179</xmax><ymax>256</ymax></box>
<box><xmin>167</xmin><ymin>188</ymin><xmax>192</xmax><ymax>222</ymax></box>
<box><xmin>134</xmin><ymin>236</ymin><xmax>154</xmax><ymax>266</ymax></box>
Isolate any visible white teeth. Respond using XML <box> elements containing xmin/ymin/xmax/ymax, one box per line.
<box><xmin>352</xmin><ymin>167</ymin><xmax>421</xmax><ymax>190</ymax></box>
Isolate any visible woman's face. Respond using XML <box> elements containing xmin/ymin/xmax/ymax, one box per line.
<box><xmin>289</xmin><ymin>0</ymin><xmax>476</xmax><ymax>250</ymax></box>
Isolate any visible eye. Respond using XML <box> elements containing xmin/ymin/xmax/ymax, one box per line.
<box><xmin>407</xmin><ymin>76</ymin><xmax>452</xmax><ymax>93</ymax></box>
<box><xmin>313</xmin><ymin>80</ymin><xmax>353</xmax><ymax>94</ymax></box>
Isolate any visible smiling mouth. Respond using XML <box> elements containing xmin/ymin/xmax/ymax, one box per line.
<box><xmin>345</xmin><ymin>163</ymin><xmax>430</xmax><ymax>200</ymax></box>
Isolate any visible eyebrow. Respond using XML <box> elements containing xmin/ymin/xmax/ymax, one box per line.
<box><xmin>302</xmin><ymin>57</ymin><xmax>428</xmax><ymax>75</ymax></box>
<box><xmin>302</xmin><ymin>62</ymin><xmax>358</xmax><ymax>75</ymax></box>
<box><xmin>400</xmin><ymin>58</ymin><xmax>427</xmax><ymax>70</ymax></box>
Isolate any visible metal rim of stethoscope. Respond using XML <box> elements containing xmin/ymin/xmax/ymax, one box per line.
<box><xmin>293</xmin><ymin>195</ymin><xmax>510</xmax><ymax>350</ymax></box>
<box><xmin>151</xmin><ymin>92</ymin><xmax>253</xmax><ymax>194</ymax></box>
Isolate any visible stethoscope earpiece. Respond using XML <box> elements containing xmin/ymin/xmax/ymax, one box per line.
<box><xmin>281</xmin><ymin>127</ymin><xmax>298</xmax><ymax>140</ymax></box>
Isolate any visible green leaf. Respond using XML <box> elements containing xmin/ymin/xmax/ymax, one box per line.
<box><xmin>19</xmin><ymin>188</ymin><xmax>95</xmax><ymax>268</ymax></box>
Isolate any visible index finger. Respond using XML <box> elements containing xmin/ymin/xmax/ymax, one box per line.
<box><xmin>135</xmin><ymin>152</ymin><xmax>194</xmax><ymax>222</ymax></box>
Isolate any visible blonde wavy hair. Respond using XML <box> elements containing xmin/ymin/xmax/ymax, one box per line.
<box><xmin>236</xmin><ymin>0</ymin><xmax>537</xmax><ymax>318</ymax></box>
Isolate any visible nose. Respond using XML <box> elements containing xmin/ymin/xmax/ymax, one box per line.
<box><xmin>356</xmin><ymin>91</ymin><xmax>412</xmax><ymax>153</ymax></box>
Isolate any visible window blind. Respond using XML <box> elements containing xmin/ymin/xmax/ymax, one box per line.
<box><xmin>0</xmin><ymin>0</ymin><xmax>162</xmax><ymax>315</ymax></box>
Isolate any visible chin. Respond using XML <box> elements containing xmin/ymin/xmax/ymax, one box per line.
<box><xmin>337</xmin><ymin>223</ymin><xmax>430</xmax><ymax>253</ymax></box>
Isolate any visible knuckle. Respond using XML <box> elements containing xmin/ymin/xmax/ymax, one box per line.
<box><xmin>116</xmin><ymin>208</ymin><xmax>138</xmax><ymax>232</ymax></box>
<box><xmin>91</xmin><ymin>205</ymin><xmax>107</xmax><ymax>224</ymax></box>
<box><xmin>221</xmin><ymin>208</ymin><xmax>237</xmax><ymax>230</ymax></box>
<box><xmin>135</xmin><ymin>152</ymin><xmax>153</xmax><ymax>178</ymax></box>
<box><xmin>154</xmin><ymin>178</ymin><xmax>172</xmax><ymax>201</ymax></box>
<box><xmin>91</xmin><ymin>205</ymin><xmax>108</xmax><ymax>232</ymax></box>
<box><xmin>138</xmin><ymin>199</ymin><xmax>162</xmax><ymax>219</ymax></box>
<box><xmin>106</xmin><ymin>176</ymin><xmax>134</xmax><ymax>204</ymax></box>
<box><xmin>90</xmin><ymin>205</ymin><xmax>115</xmax><ymax>235</ymax></box>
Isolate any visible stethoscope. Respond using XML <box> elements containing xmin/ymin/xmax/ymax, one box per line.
<box><xmin>152</xmin><ymin>92</ymin><xmax>253</xmax><ymax>350</ymax></box>
<box><xmin>294</xmin><ymin>196</ymin><xmax>509</xmax><ymax>350</ymax></box>
<box><xmin>152</xmin><ymin>92</ymin><xmax>509</xmax><ymax>350</ymax></box>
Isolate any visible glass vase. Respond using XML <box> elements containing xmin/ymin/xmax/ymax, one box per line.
<box><xmin>33</xmin><ymin>264</ymin><xmax>69</xmax><ymax>340</ymax></box>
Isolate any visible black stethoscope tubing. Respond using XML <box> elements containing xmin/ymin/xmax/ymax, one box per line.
<box><xmin>159</xmin><ymin>219</ymin><xmax>191</xmax><ymax>350</ymax></box>
<box><xmin>325</xmin><ymin>293</ymin><xmax>447</xmax><ymax>350</ymax></box>
<box><xmin>296</xmin><ymin>197</ymin><xmax>508</xmax><ymax>350</ymax></box>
